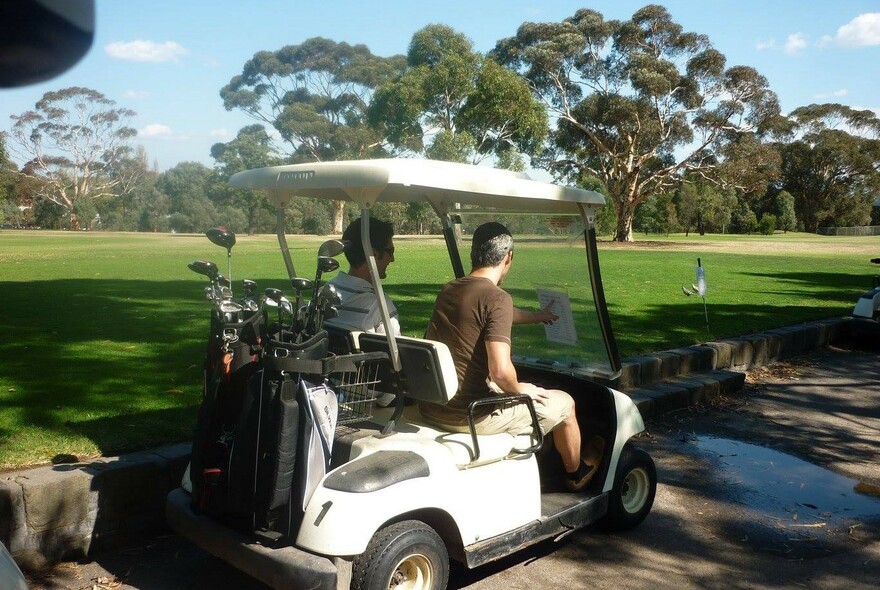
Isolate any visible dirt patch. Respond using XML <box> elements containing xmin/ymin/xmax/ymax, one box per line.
<box><xmin>598</xmin><ymin>236</ymin><xmax>878</xmax><ymax>256</ymax></box>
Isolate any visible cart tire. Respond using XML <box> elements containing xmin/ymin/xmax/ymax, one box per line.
<box><xmin>599</xmin><ymin>445</ymin><xmax>656</xmax><ymax>532</ymax></box>
<box><xmin>352</xmin><ymin>520</ymin><xmax>449</xmax><ymax>590</ymax></box>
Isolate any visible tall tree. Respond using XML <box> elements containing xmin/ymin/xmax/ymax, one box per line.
<box><xmin>9</xmin><ymin>87</ymin><xmax>142</xmax><ymax>229</ymax></box>
<box><xmin>493</xmin><ymin>4</ymin><xmax>782</xmax><ymax>241</ymax></box>
<box><xmin>776</xmin><ymin>103</ymin><xmax>880</xmax><ymax>232</ymax></box>
<box><xmin>159</xmin><ymin>162</ymin><xmax>220</xmax><ymax>234</ymax></box>
<box><xmin>220</xmin><ymin>38</ymin><xmax>404</xmax><ymax>232</ymax></box>
<box><xmin>211</xmin><ymin>124</ymin><xmax>281</xmax><ymax>235</ymax></box>
<box><xmin>369</xmin><ymin>24</ymin><xmax>547</xmax><ymax>168</ymax></box>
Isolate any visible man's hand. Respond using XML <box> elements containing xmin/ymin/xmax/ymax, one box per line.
<box><xmin>536</xmin><ymin>299</ymin><xmax>559</xmax><ymax>325</ymax></box>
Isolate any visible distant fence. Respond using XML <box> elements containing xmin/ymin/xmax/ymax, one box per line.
<box><xmin>817</xmin><ymin>226</ymin><xmax>880</xmax><ymax>236</ymax></box>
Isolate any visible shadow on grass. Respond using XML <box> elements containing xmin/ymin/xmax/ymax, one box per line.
<box><xmin>0</xmin><ymin>265</ymin><xmax>858</xmax><ymax>463</ymax></box>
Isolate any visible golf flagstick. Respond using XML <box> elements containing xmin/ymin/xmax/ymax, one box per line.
<box><xmin>696</xmin><ymin>258</ymin><xmax>709</xmax><ymax>334</ymax></box>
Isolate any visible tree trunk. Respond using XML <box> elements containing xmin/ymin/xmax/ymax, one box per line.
<box><xmin>69</xmin><ymin>211</ymin><xmax>80</xmax><ymax>231</ymax></box>
<box><xmin>613</xmin><ymin>212</ymin><xmax>634</xmax><ymax>242</ymax></box>
<box><xmin>332</xmin><ymin>200</ymin><xmax>345</xmax><ymax>234</ymax></box>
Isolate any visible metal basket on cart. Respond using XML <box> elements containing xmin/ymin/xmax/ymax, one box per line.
<box><xmin>322</xmin><ymin>351</ymin><xmax>388</xmax><ymax>426</ymax></box>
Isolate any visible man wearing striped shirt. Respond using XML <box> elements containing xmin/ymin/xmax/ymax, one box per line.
<box><xmin>328</xmin><ymin>217</ymin><xmax>401</xmax><ymax>336</ymax></box>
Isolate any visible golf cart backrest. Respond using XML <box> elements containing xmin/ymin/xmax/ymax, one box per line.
<box><xmin>357</xmin><ymin>333</ymin><xmax>458</xmax><ymax>404</ymax></box>
<box><xmin>324</xmin><ymin>321</ymin><xmax>363</xmax><ymax>354</ymax></box>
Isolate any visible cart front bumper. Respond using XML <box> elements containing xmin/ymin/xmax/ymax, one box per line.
<box><xmin>165</xmin><ymin>488</ymin><xmax>340</xmax><ymax>590</ymax></box>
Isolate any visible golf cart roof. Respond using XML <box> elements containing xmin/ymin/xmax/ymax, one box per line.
<box><xmin>229</xmin><ymin>158</ymin><xmax>605</xmax><ymax>213</ymax></box>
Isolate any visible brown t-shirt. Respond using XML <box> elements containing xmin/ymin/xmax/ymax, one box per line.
<box><xmin>420</xmin><ymin>276</ymin><xmax>513</xmax><ymax>425</ymax></box>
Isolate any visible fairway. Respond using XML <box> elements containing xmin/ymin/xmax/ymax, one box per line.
<box><xmin>0</xmin><ymin>230</ymin><xmax>875</xmax><ymax>469</ymax></box>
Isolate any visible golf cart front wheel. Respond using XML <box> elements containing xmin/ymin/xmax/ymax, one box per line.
<box><xmin>600</xmin><ymin>444</ymin><xmax>656</xmax><ymax>532</ymax></box>
<box><xmin>352</xmin><ymin>520</ymin><xmax>449</xmax><ymax>590</ymax></box>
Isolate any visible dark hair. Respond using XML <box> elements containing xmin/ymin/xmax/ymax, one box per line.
<box><xmin>470</xmin><ymin>222</ymin><xmax>513</xmax><ymax>269</ymax></box>
<box><xmin>341</xmin><ymin>217</ymin><xmax>395</xmax><ymax>267</ymax></box>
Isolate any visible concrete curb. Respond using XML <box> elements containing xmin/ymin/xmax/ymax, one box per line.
<box><xmin>0</xmin><ymin>317</ymin><xmax>852</xmax><ymax>566</ymax></box>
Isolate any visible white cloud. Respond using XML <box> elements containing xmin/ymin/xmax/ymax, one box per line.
<box><xmin>105</xmin><ymin>40</ymin><xmax>189</xmax><ymax>63</ymax></box>
<box><xmin>755</xmin><ymin>38</ymin><xmax>776</xmax><ymax>51</ymax></box>
<box><xmin>835</xmin><ymin>13</ymin><xmax>880</xmax><ymax>47</ymax></box>
<box><xmin>138</xmin><ymin>124</ymin><xmax>174</xmax><ymax>138</ymax></box>
<box><xmin>818</xmin><ymin>34</ymin><xmax>834</xmax><ymax>48</ymax></box>
<box><xmin>209</xmin><ymin>128</ymin><xmax>230</xmax><ymax>139</ymax></box>
<box><xmin>784</xmin><ymin>33</ymin><xmax>808</xmax><ymax>55</ymax></box>
<box><xmin>122</xmin><ymin>90</ymin><xmax>150</xmax><ymax>100</ymax></box>
<box><xmin>814</xmin><ymin>88</ymin><xmax>849</xmax><ymax>99</ymax></box>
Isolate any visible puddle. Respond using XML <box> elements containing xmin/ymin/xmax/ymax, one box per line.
<box><xmin>694</xmin><ymin>436</ymin><xmax>880</xmax><ymax>522</ymax></box>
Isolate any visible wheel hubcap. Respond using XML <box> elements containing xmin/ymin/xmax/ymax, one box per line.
<box><xmin>389</xmin><ymin>553</ymin><xmax>434</xmax><ymax>590</ymax></box>
<box><xmin>621</xmin><ymin>466</ymin><xmax>650</xmax><ymax>513</ymax></box>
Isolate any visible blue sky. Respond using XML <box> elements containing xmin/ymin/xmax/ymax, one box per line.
<box><xmin>2</xmin><ymin>0</ymin><xmax>879</xmax><ymax>170</ymax></box>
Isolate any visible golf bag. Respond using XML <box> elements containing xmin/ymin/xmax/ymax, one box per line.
<box><xmin>188</xmin><ymin>308</ymin><xmax>263</xmax><ymax>520</ymax></box>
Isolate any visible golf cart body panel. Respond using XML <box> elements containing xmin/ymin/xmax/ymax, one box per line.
<box><xmin>170</xmin><ymin>158</ymin><xmax>655</xmax><ymax>590</ymax></box>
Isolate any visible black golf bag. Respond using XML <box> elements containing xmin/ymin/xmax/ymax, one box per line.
<box><xmin>189</xmin><ymin>308</ymin><xmax>263</xmax><ymax>518</ymax></box>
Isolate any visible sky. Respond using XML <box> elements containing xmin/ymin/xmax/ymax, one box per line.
<box><xmin>2</xmin><ymin>0</ymin><xmax>879</xmax><ymax>171</ymax></box>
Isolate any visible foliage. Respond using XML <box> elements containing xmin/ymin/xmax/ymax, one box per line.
<box><xmin>211</xmin><ymin>125</ymin><xmax>282</xmax><ymax>235</ymax></box>
<box><xmin>8</xmin><ymin>87</ymin><xmax>143</xmax><ymax>229</ymax></box>
<box><xmin>774</xmin><ymin>190</ymin><xmax>797</xmax><ymax>232</ymax></box>
<box><xmin>369</xmin><ymin>24</ymin><xmax>547</xmax><ymax>166</ymax></box>
<box><xmin>776</xmin><ymin>103</ymin><xmax>880</xmax><ymax>232</ymax></box>
<box><xmin>221</xmin><ymin>38</ymin><xmax>404</xmax><ymax>231</ymax></box>
<box><xmin>730</xmin><ymin>200</ymin><xmax>758</xmax><ymax>234</ymax></box>
<box><xmin>757</xmin><ymin>214</ymin><xmax>777</xmax><ymax>235</ymax></box>
<box><xmin>492</xmin><ymin>4</ymin><xmax>782</xmax><ymax>242</ymax></box>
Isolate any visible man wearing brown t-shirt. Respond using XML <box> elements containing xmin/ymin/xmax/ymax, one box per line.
<box><xmin>420</xmin><ymin>222</ymin><xmax>602</xmax><ymax>492</ymax></box>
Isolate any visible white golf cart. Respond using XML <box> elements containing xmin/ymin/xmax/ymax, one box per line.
<box><xmin>166</xmin><ymin>158</ymin><xmax>656</xmax><ymax>590</ymax></box>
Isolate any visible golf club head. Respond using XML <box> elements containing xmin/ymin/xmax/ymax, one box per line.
<box><xmin>243</xmin><ymin>279</ymin><xmax>257</xmax><ymax>295</ymax></box>
<box><xmin>318</xmin><ymin>239</ymin><xmax>348</xmax><ymax>258</ymax></box>
<box><xmin>319</xmin><ymin>283</ymin><xmax>342</xmax><ymax>307</ymax></box>
<box><xmin>206</xmin><ymin>227</ymin><xmax>236</xmax><ymax>252</ymax></box>
<box><xmin>188</xmin><ymin>259</ymin><xmax>219</xmax><ymax>279</ymax></box>
<box><xmin>279</xmin><ymin>298</ymin><xmax>293</xmax><ymax>316</ymax></box>
<box><xmin>219</xmin><ymin>300</ymin><xmax>244</xmax><ymax>314</ymax></box>
<box><xmin>317</xmin><ymin>256</ymin><xmax>340</xmax><ymax>274</ymax></box>
<box><xmin>264</xmin><ymin>287</ymin><xmax>284</xmax><ymax>302</ymax></box>
<box><xmin>217</xmin><ymin>274</ymin><xmax>231</xmax><ymax>289</ymax></box>
<box><xmin>291</xmin><ymin>277</ymin><xmax>313</xmax><ymax>293</ymax></box>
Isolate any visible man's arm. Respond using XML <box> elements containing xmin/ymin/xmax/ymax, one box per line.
<box><xmin>512</xmin><ymin>299</ymin><xmax>558</xmax><ymax>325</ymax></box>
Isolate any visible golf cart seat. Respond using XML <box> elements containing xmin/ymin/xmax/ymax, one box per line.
<box><xmin>356</xmin><ymin>333</ymin><xmax>539</xmax><ymax>465</ymax></box>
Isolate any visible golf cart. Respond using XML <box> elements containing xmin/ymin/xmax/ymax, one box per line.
<box><xmin>851</xmin><ymin>258</ymin><xmax>880</xmax><ymax>341</ymax></box>
<box><xmin>166</xmin><ymin>158</ymin><xmax>656</xmax><ymax>590</ymax></box>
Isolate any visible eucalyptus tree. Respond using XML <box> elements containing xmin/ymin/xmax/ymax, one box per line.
<box><xmin>9</xmin><ymin>87</ymin><xmax>142</xmax><ymax>229</ymax></box>
<box><xmin>777</xmin><ymin>103</ymin><xmax>880</xmax><ymax>231</ymax></box>
<box><xmin>220</xmin><ymin>38</ymin><xmax>405</xmax><ymax>232</ymax></box>
<box><xmin>211</xmin><ymin>124</ymin><xmax>281</xmax><ymax>234</ymax></box>
<box><xmin>369</xmin><ymin>24</ymin><xmax>547</xmax><ymax>168</ymax></box>
<box><xmin>492</xmin><ymin>4</ymin><xmax>782</xmax><ymax>241</ymax></box>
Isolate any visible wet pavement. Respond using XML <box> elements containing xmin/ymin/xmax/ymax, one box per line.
<box><xmin>23</xmin><ymin>345</ymin><xmax>880</xmax><ymax>590</ymax></box>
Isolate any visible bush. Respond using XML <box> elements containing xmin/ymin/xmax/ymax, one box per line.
<box><xmin>758</xmin><ymin>214</ymin><xmax>777</xmax><ymax>235</ymax></box>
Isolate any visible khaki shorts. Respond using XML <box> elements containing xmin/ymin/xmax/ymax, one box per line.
<box><xmin>427</xmin><ymin>385</ymin><xmax>573</xmax><ymax>437</ymax></box>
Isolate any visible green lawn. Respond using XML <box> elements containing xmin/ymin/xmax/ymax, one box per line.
<box><xmin>0</xmin><ymin>230</ymin><xmax>875</xmax><ymax>469</ymax></box>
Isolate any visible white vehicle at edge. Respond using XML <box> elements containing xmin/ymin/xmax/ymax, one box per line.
<box><xmin>166</xmin><ymin>158</ymin><xmax>657</xmax><ymax>590</ymax></box>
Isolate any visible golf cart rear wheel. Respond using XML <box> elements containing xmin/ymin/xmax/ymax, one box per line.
<box><xmin>600</xmin><ymin>444</ymin><xmax>656</xmax><ymax>532</ymax></box>
<box><xmin>352</xmin><ymin>520</ymin><xmax>449</xmax><ymax>590</ymax></box>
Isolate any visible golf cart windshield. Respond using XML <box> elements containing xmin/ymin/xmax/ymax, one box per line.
<box><xmin>230</xmin><ymin>158</ymin><xmax>621</xmax><ymax>380</ymax></box>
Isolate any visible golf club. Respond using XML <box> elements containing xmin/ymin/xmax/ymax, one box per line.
<box><xmin>206</xmin><ymin>227</ymin><xmax>236</xmax><ymax>287</ymax></box>
<box><xmin>305</xmin><ymin>256</ymin><xmax>340</xmax><ymax>336</ymax></box>
<box><xmin>290</xmin><ymin>277</ymin><xmax>313</xmax><ymax>333</ymax></box>
<box><xmin>264</xmin><ymin>287</ymin><xmax>287</xmax><ymax>339</ymax></box>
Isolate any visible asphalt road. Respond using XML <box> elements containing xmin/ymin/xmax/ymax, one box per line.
<box><xmin>24</xmin><ymin>345</ymin><xmax>880</xmax><ymax>590</ymax></box>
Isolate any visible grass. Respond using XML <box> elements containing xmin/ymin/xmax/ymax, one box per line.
<box><xmin>0</xmin><ymin>230</ymin><xmax>876</xmax><ymax>469</ymax></box>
